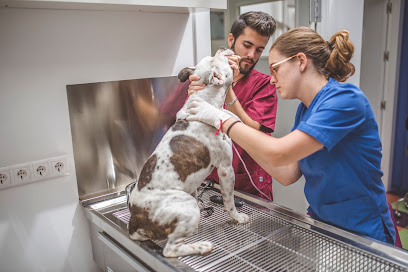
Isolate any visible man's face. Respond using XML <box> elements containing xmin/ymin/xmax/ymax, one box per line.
<box><xmin>229</xmin><ymin>27</ymin><xmax>269</xmax><ymax>74</ymax></box>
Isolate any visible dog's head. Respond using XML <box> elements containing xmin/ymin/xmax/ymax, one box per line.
<box><xmin>178</xmin><ymin>47</ymin><xmax>234</xmax><ymax>87</ymax></box>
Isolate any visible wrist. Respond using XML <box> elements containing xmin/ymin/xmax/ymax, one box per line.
<box><xmin>225</xmin><ymin>96</ymin><xmax>238</xmax><ymax>106</ymax></box>
<box><xmin>226</xmin><ymin>120</ymin><xmax>241</xmax><ymax>137</ymax></box>
<box><xmin>225</xmin><ymin>85</ymin><xmax>237</xmax><ymax>106</ymax></box>
<box><xmin>222</xmin><ymin>118</ymin><xmax>238</xmax><ymax>133</ymax></box>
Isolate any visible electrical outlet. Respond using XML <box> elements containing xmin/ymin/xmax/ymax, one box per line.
<box><xmin>32</xmin><ymin>160</ymin><xmax>51</xmax><ymax>180</ymax></box>
<box><xmin>50</xmin><ymin>156</ymin><xmax>69</xmax><ymax>176</ymax></box>
<box><xmin>0</xmin><ymin>167</ymin><xmax>12</xmax><ymax>188</ymax></box>
<box><xmin>12</xmin><ymin>164</ymin><xmax>32</xmax><ymax>184</ymax></box>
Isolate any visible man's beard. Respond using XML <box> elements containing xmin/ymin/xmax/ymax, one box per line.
<box><xmin>240</xmin><ymin>57</ymin><xmax>257</xmax><ymax>74</ymax></box>
<box><xmin>231</xmin><ymin>42</ymin><xmax>258</xmax><ymax>74</ymax></box>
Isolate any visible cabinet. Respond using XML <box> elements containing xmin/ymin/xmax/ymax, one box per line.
<box><xmin>0</xmin><ymin>0</ymin><xmax>226</xmax><ymax>13</ymax></box>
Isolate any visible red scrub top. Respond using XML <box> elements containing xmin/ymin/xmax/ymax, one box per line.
<box><xmin>207</xmin><ymin>69</ymin><xmax>278</xmax><ymax>201</ymax></box>
<box><xmin>159</xmin><ymin>80</ymin><xmax>189</xmax><ymax>129</ymax></box>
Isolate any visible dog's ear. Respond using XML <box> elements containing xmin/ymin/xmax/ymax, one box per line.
<box><xmin>178</xmin><ymin>67</ymin><xmax>195</xmax><ymax>82</ymax></box>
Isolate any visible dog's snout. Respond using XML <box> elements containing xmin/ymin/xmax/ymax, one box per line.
<box><xmin>211</xmin><ymin>70</ymin><xmax>225</xmax><ymax>85</ymax></box>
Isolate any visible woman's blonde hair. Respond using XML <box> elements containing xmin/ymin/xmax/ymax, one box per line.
<box><xmin>270</xmin><ymin>27</ymin><xmax>355</xmax><ymax>82</ymax></box>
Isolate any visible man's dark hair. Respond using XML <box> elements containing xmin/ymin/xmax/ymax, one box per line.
<box><xmin>230</xmin><ymin>11</ymin><xmax>276</xmax><ymax>40</ymax></box>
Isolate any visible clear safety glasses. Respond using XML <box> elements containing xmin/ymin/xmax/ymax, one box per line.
<box><xmin>270</xmin><ymin>54</ymin><xmax>297</xmax><ymax>76</ymax></box>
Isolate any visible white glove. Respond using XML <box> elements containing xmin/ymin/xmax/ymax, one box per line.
<box><xmin>185</xmin><ymin>97</ymin><xmax>239</xmax><ymax>129</ymax></box>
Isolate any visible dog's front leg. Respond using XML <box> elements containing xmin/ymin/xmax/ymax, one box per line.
<box><xmin>217</xmin><ymin>167</ymin><xmax>249</xmax><ymax>224</ymax></box>
<box><xmin>193</xmin><ymin>189</ymin><xmax>204</xmax><ymax>210</ymax></box>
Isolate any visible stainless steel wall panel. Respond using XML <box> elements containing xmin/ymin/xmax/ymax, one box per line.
<box><xmin>67</xmin><ymin>77</ymin><xmax>183</xmax><ymax>200</ymax></box>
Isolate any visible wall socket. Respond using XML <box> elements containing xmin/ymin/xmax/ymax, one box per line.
<box><xmin>12</xmin><ymin>164</ymin><xmax>32</xmax><ymax>184</ymax></box>
<box><xmin>0</xmin><ymin>167</ymin><xmax>12</xmax><ymax>187</ymax></box>
<box><xmin>50</xmin><ymin>156</ymin><xmax>69</xmax><ymax>176</ymax></box>
<box><xmin>0</xmin><ymin>155</ymin><xmax>70</xmax><ymax>190</ymax></box>
<box><xmin>32</xmin><ymin>160</ymin><xmax>51</xmax><ymax>181</ymax></box>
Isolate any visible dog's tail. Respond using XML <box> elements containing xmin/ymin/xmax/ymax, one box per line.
<box><xmin>126</xmin><ymin>180</ymin><xmax>138</xmax><ymax>207</ymax></box>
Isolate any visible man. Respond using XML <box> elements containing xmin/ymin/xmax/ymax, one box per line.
<box><xmin>211</xmin><ymin>11</ymin><xmax>277</xmax><ymax>201</ymax></box>
<box><xmin>163</xmin><ymin>11</ymin><xmax>278</xmax><ymax>201</ymax></box>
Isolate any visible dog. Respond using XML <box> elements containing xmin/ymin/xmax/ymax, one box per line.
<box><xmin>127</xmin><ymin>47</ymin><xmax>250</xmax><ymax>258</ymax></box>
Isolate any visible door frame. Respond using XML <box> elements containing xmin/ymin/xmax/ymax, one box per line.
<box><xmin>380</xmin><ymin>0</ymin><xmax>404</xmax><ymax>191</ymax></box>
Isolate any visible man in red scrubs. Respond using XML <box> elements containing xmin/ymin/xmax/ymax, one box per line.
<box><xmin>205</xmin><ymin>11</ymin><xmax>277</xmax><ymax>201</ymax></box>
<box><xmin>161</xmin><ymin>11</ymin><xmax>278</xmax><ymax>201</ymax></box>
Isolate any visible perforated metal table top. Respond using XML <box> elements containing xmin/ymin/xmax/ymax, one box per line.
<box><xmin>108</xmin><ymin>188</ymin><xmax>408</xmax><ymax>272</ymax></box>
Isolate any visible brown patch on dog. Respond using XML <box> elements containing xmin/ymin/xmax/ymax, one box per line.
<box><xmin>171</xmin><ymin>120</ymin><xmax>189</xmax><ymax>131</ymax></box>
<box><xmin>170</xmin><ymin>135</ymin><xmax>210</xmax><ymax>182</ymax></box>
<box><xmin>138</xmin><ymin>154</ymin><xmax>158</xmax><ymax>190</ymax></box>
<box><xmin>129</xmin><ymin>205</ymin><xmax>178</xmax><ymax>240</ymax></box>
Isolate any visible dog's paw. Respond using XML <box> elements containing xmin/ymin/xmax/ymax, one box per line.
<box><xmin>233</xmin><ymin>213</ymin><xmax>250</xmax><ymax>224</ymax></box>
<box><xmin>129</xmin><ymin>230</ymin><xmax>150</xmax><ymax>241</ymax></box>
<box><xmin>195</xmin><ymin>241</ymin><xmax>214</xmax><ymax>255</ymax></box>
<box><xmin>163</xmin><ymin>241</ymin><xmax>214</xmax><ymax>257</ymax></box>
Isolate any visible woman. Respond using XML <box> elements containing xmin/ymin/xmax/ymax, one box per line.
<box><xmin>185</xmin><ymin>27</ymin><xmax>396</xmax><ymax>245</ymax></box>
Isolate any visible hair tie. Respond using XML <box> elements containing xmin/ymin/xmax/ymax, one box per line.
<box><xmin>326</xmin><ymin>40</ymin><xmax>333</xmax><ymax>50</ymax></box>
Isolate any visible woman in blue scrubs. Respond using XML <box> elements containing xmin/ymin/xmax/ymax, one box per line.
<box><xmin>185</xmin><ymin>27</ymin><xmax>396</xmax><ymax>245</ymax></box>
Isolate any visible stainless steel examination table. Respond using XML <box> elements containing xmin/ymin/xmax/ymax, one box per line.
<box><xmin>81</xmin><ymin>184</ymin><xmax>408</xmax><ymax>272</ymax></box>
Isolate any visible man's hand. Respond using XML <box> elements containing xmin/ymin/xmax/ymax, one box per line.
<box><xmin>227</xmin><ymin>55</ymin><xmax>241</xmax><ymax>78</ymax></box>
<box><xmin>186</xmin><ymin>97</ymin><xmax>238</xmax><ymax>129</ymax></box>
<box><xmin>188</xmin><ymin>75</ymin><xmax>205</xmax><ymax>96</ymax></box>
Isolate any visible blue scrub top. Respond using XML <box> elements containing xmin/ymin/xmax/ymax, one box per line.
<box><xmin>292</xmin><ymin>78</ymin><xmax>396</xmax><ymax>244</ymax></box>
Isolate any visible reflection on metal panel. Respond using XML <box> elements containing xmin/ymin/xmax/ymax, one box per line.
<box><xmin>67</xmin><ymin>77</ymin><xmax>187</xmax><ymax>200</ymax></box>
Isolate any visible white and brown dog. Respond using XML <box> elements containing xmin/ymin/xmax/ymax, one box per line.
<box><xmin>127</xmin><ymin>47</ymin><xmax>249</xmax><ymax>258</ymax></box>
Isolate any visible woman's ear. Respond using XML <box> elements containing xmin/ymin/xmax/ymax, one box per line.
<box><xmin>227</xmin><ymin>33</ymin><xmax>234</xmax><ymax>48</ymax></box>
<box><xmin>297</xmin><ymin>52</ymin><xmax>308</xmax><ymax>72</ymax></box>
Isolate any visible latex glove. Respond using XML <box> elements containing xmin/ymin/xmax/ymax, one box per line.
<box><xmin>186</xmin><ymin>97</ymin><xmax>239</xmax><ymax>129</ymax></box>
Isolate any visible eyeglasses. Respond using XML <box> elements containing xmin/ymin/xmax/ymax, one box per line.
<box><xmin>270</xmin><ymin>54</ymin><xmax>297</xmax><ymax>76</ymax></box>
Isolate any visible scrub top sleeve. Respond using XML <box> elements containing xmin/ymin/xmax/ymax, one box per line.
<box><xmin>296</xmin><ymin>90</ymin><xmax>366</xmax><ymax>151</ymax></box>
<box><xmin>159</xmin><ymin>80</ymin><xmax>189</xmax><ymax>118</ymax></box>
<box><xmin>244</xmin><ymin>84</ymin><xmax>278</xmax><ymax>132</ymax></box>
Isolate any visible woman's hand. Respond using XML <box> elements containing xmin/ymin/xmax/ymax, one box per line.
<box><xmin>186</xmin><ymin>97</ymin><xmax>237</xmax><ymax>129</ymax></box>
<box><xmin>227</xmin><ymin>55</ymin><xmax>241</xmax><ymax>78</ymax></box>
<box><xmin>187</xmin><ymin>75</ymin><xmax>205</xmax><ymax>96</ymax></box>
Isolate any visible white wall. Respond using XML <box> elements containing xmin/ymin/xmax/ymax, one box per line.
<box><xmin>0</xmin><ymin>7</ymin><xmax>209</xmax><ymax>271</ymax></box>
<box><xmin>318</xmin><ymin>0</ymin><xmax>364</xmax><ymax>87</ymax></box>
